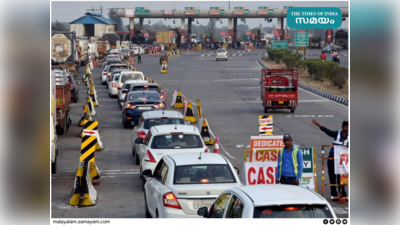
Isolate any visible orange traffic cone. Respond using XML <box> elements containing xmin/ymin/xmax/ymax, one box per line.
<box><xmin>214</xmin><ymin>137</ymin><xmax>220</xmax><ymax>154</ymax></box>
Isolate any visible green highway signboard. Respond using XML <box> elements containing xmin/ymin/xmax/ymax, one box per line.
<box><xmin>271</xmin><ymin>40</ymin><xmax>288</xmax><ymax>49</ymax></box>
<box><xmin>135</xmin><ymin>7</ymin><xmax>150</xmax><ymax>15</ymax></box>
<box><xmin>210</xmin><ymin>7</ymin><xmax>225</xmax><ymax>15</ymax></box>
<box><xmin>300</xmin><ymin>148</ymin><xmax>314</xmax><ymax>173</ymax></box>
<box><xmin>295</xmin><ymin>32</ymin><xmax>309</xmax><ymax>46</ymax></box>
<box><xmin>234</xmin><ymin>7</ymin><xmax>249</xmax><ymax>15</ymax></box>
<box><xmin>185</xmin><ymin>7</ymin><xmax>199</xmax><ymax>15</ymax></box>
<box><xmin>258</xmin><ymin>6</ymin><xmax>274</xmax><ymax>14</ymax></box>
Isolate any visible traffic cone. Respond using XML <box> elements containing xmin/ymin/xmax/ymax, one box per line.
<box><xmin>80</xmin><ymin>111</ymin><xmax>93</xmax><ymax>138</ymax></box>
<box><xmin>90</xmin><ymin>86</ymin><xmax>99</xmax><ymax>107</ymax></box>
<box><xmin>78</xmin><ymin>104</ymin><xmax>90</xmax><ymax>127</ymax></box>
<box><xmin>184</xmin><ymin>100</ymin><xmax>197</xmax><ymax>123</ymax></box>
<box><xmin>170</xmin><ymin>91</ymin><xmax>183</xmax><ymax>108</ymax></box>
<box><xmin>198</xmin><ymin>117</ymin><xmax>214</xmax><ymax>145</ymax></box>
<box><xmin>87</xmin><ymin>95</ymin><xmax>96</xmax><ymax>116</ymax></box>
<box><xmin>214</xmin><ymin>137</ymin><xmax>220</xmax><ymax>154</ymax></box>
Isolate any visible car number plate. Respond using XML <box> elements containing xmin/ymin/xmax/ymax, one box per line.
<box><xmin>139</xmin><ymin>107</ymin><xmax>151</xmax><ymax>110</ymax></box>
<box><xmin>279</xmin><ymin>101</ymin><xmax>284</xmax><ymax>104</ymax></box>
<box><xmin>193</xmin><ymin>201</ymin><xmax>213</xmax><ymax>209</ymax></box>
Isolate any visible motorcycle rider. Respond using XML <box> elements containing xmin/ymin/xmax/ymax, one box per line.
<box><xmin>332</xmin><ymin>49</ymin><xmax>340</xmax><ymax>63</ymax></box>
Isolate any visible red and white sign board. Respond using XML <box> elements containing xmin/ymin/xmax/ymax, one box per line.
<box><xmin>259</xmin><ymin>125</ymin><xmax>273</xmax><ymax>134</ymax></box>
<box><xmin>251</xmin><ymin>33</ymin><xmax>255</xmax><ymax>37</ymax></box>
<box><xmin>83</xmin><ymin>129</ymin><xmax>97</xmax><ymax>136</ymax></box>
<box><xmin>203</xmin><ymin>34</ymin><xmax>206</xmax><ymax>38</ymax></box>
<box><xmin>334</xmin><ymin>145</ymin><xmax>349</xmax><ymax>174</ymax></box>
<box><xmin>220</xmin><ymin>31</ymin><xmax>225</xmax><ymax>37</ymax></box>
<box><xmin>273</xmin><ymin>30</ymin><xmax>279</xmax><ymax>36</ymax></box>
<box><xmin>169</xmin><ymin>32</ymin><xmax>174</xmax><ymax>38</ymax></box>
<box><xmin>259</xmin><ymin>118</ymin><xmax>273</xmax><ymax>125</ymax></box>
<box><xmin>246</xmin><ymin>30</ymin><xmax>251</xmax><ymax>36</ymax></box>
<box><xmin>164</xmin><ymin>10</ymin><xmax>173</xmax><ymax>15</ymax></box>
<box><xmin>245</xmin><ymin>163</ymin><xmax>277</xmax><ymax>185</ymax></box>
<box><xmin>250</xmin><ymin>135</ymin><xmax>284</xmax><ymax>151</ymax></box>
<box><xmin>300</xmin><ymin>30</ymin><xmax>305</xmax><ymax>33</ymax></box>
<box><xmin>144</xmin><ymin>32</ymin><xmax>149</xmax><ymax>38</ymax></box>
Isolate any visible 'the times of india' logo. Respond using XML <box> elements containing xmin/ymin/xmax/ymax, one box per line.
<box><xmin>287</xmin><ymin>7</ymin><xmax>342</xmax><ymax>29</ymax></box>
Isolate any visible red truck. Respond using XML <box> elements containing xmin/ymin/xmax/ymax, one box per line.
<box><xmin>261</xmin><ymin>68</ymin><xmax>298</xmax><ymax>113</ymax></box>
<box><xmin>325</xmin><ymin>29</ymin><xmax>334</xmax><ymax>46</ymax></box>
<box><xmin>53</xmin><ymin>69</ymin><xmax>71</xmax><ymax>135</ymax></box>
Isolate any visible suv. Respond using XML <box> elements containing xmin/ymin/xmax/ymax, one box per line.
<box><xmin>122</xmin><ymin>91</ymin><xmax>164</xmax><ymax>128</ymax></box>
<box><xmin>102</xmin><ymin>64</ymin><xmax>129</xmax><ymax>85</ymax></box>
<box><xmin>118</xmin><ymin>80</ymin><xmax>149</xmax><ymax>109</ymax></box>
<box><xmin>129</xmin><ymin>83</ymin><xmax>166</xmax><ymax>105</ymax></box>
<box><xmin>134</xmin><ymin>125</ymin><xmax>210</xmax><ymax>178</ymax></box>
<box><xmin>131</xmin><ymin>110</ymin><xmax>186</xmax><ymax>164</ymax></box>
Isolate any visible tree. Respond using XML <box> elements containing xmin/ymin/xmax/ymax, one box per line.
<box><xmin>51</xmin><ymin>20</ymin><xmax>68</xmax><ymax>32</ymax></box>
<box><xmin>108</xmin><ymin>8</ymin><xmax>123</xmax><ymax>31</ymax></box>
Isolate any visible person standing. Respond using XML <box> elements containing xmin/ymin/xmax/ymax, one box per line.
<box><xmin>312</xmin><ymin>119</ymin><xmax>348</xmax><ymax>199</ymax></box>
<box><xmin>320</xmin><ymin>52</ymin><xmax>327</xmax><ymax>61</ymax></box>
<box><xmin>276</xmin><ymin>134</ymin><xmax>303</xmax><ymax>185</ymax></box>
<box><xmin>138</xmin><ymin>52</ymin><xmax>142</xmax><ymax>64</ymax></box>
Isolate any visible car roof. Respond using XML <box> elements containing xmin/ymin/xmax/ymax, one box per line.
<box><xmin>131</xmin><ymin>83</ymin><xmax>158</xmax><ymax>87</ymax></box>
<box><xmin>125</xmin><ymin>80</ymin><xmax>148</xmax><ymax>84</ymax></box>
<box><xmin>150</xmin><ymin>124</ymin><xmax>200</xmax><ymax>135</ymax></box>
<box><xmin>166</xmin><ymin>153</ymin><xmax>228</xmax><ymax>166</ymax></box>
<box><xmin>232</xmin><ymin>185</ymin><xmax>327</xmax><ymax>206</ymax></box>
<box><xmin>121</xmin><ymin>71</ymin><xmax>144</xmax><ymax>75</ymax></box>
<box><xmin>142</xmin><ymin>110</ymin><xmax>183</xmax><ymax>119</ymax></box>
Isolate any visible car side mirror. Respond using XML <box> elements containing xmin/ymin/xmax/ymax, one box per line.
<box><xmin>185</xmin><ymin>121</ymin><xmax>191</xmax><ymax>125</ymax></box>
<box><xmin>203</xmin><ymin>137</ymin><xmax>211</xmax><ymax>142</ymax></box>
<box><xmin>197</xmin><ymin>207</ymin><xmax>209</xmax><ymax>217</ymax></box>
<box><xmin>141</xmin><ymin>169</ymin><xmax>152</xmax><ymax>178</ymax></box>
<box><xmin>234</xmin><ymin>167</ymin><xmax>240</xmax><ymax>175</ymax></box>
<box><xmin>122</xmin><ymin>89</ymin><xmax>127</xmax><ymax>94</ymax></box>
<box><xmin>135</xmin><ymin>138</ymin><xmax>144</xmax><ymax>144</ymax></box>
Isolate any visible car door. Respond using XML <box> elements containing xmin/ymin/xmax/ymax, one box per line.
<box><xmin>207</xmin><ymin>193</ymin><xmax>232</xmax><ymax>218</ymax></box>
<box><xmin>154</xmin><ymin>161</ymin><xmax>169</xmax><ymax>217</ymax></box>
<box><xmin>139</xmin><ymin>130</ymin><xmax>152</xmax><ymax>164</ymax></box>
<box><xmin>148</xmin><ymin>159</ymin><xmax>165</xmax><ymax>215</ymax></box>
<box><xmin>132</xmin><ymin>116</ymin><xmax>144</xmax><ymax>151</ymax></box>
<box><xmin>224</xmin><ymin>194</ymin><xmax>245</xmax><ymax>218</ymax></box>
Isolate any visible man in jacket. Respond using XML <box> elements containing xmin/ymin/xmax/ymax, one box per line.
<box><xmin>276</xmin><ymin>134</ymin><xmax>303</xmax><ymax>185</ymax></box>
<box><xmin>312</xmin><ymin>119</ymin><xmax>348</xmax><ymax>199</ymax></box>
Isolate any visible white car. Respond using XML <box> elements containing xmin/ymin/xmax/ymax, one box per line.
<box><xmin>142</xmin><ymin>152</ymin><xmax>242</xmax><ymax>218</ymax></box>
<box><xmin>216</xmin><ymin>48</ymin><xmax>228</xmax><ymax>61</ymax></box>
<box><xmin>132</xmin><ymin>46</ymin><xmax>145</xmax><ymax>55</ymax></box>
<box><xmin>108</xmin><ymin>72</ymin><xmax>120</xmax><ymax>98</ymax></box>
<box><xmin>197</xmin><ymin>185</ymin><xmax>337</xmax><ymax>218</ymax></box>
<box><xmin>102</xmin><ymin>64</ymin><xmax>128</xmax><ymax>85</ymax></box>
<box><xmin>118</xmin><ymin>80</ymin><xmax>149</xmax><ymax>108</ymax></box>
<box><xmin>131</xmin><ymin>110</ymin><xmax>187</xmax><ymax>165</ymax></box>
<box><xmin>135</xmin><ymin>125</ymin><xmax>210</xmax><ymax>179</ymax></box>
<box><xmin>117</xmin><ymin>71</ymin><xmax>145</xmax><ymax>91</ymax></box>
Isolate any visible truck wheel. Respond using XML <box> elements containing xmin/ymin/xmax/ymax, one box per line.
<box><xmin>264</xmin><ymin>107</ymin><xmax>268</xmax><ymax>113</ymax></box>
<box><xmin>57</xmin><ymin>117</ymin><xmax>66</xmax><ymax>135</ymax></box>
<box><xmin>51</xmin><ymin>158</ymin><xmax>57</xmax><ymax>174</ymax></box>
<box><xmin>291</xmin><ymin>108</ymin><xmax>295</xmax><ymax>113</ymax></box>
<box><xmin>123</xmin><ymin>121</ymin><xmax>130</xmax><ymax>128</ymax></box>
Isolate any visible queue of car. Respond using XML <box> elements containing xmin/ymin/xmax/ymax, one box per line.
<box><xmin>96</xmin><ymin>48</ymin><xmax>337</xmax><ymax>219</ymax></box>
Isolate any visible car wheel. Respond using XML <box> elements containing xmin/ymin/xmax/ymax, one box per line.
<box><xmin>108</xmin><ymin>93</ymin><xmax>111</xmax><ymax>97</ymax></box>
<box><xmin>132</xmin><ymin>145</ymin><xmax>135</xmax><ymax>156</ymax></box>
<box><xmin>144</xmin><ymin>191</ymin><xmax>152</xmax><ymax>218</ymax></box>
<box><xmin>123</xmin><ymin>121</ymin><xmax>130</xmax><ymax>128</ymax></box>
<box><xmin>216</xmin><ymin>59</ymin><xmax>218</xmax><ymax>61</ymax></box>
<box><xmin>156</xmin><ymin>210</ymin><xmax>159</xmax><ymax>218</ymax></box>
<box><xmin>264</xmin><ymin>107</ymin><xmax>268</xmax><ymax>113</ymax></box>
<box><xmin>226</xmin><ymin>59</ymin><xmax>228</xmax><ymax>61</ymax></box>
<box><xmin>291</xmin><ymin>108</ymin><xmax>295</xmax><ymax>113</ymax></box>
<box><xmin>135</xmin><ymin>152</ymin><xmax>140</xmax><ymax>165</ymax></box>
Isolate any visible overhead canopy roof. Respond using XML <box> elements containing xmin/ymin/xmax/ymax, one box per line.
<box><xmin>70</xmin><ymin>12</ymin><xmax>117</xmax><ymax>25</ymax></box>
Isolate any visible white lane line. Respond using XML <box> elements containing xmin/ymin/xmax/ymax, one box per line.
<box><xmin>200</xmin><ymin>54</ymin><xmax>205</xmax><ymax>57</ymax></box>
<box><xmin>232</xmin><ymin>54</ymin><xmax>236</xmax><ymax>56</ymax></box>
<box><xmin>239</xmin><ymin>54</ymin><xmax>242</xmax><ymax>56</ymax></box>
<box><xmin>207</xmin><ymin>54</ymin><xmax>212</xmax><ymax>57</ymax></box>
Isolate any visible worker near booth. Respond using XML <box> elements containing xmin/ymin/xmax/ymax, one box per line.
<box><xmin>312</xmin><ymin>119</ymin><xmax>349</xmax><ymax>200</ymax></box>
<box><xmin>276</xmin><ymin>134</ymin><xmax>303</xmax><ymax>185</ymax></box>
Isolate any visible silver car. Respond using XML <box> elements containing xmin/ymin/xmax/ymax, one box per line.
<box><xmin>216</xmin><ymin>48</ymin><xmax>228</xmax><ymax>61</ymax></box>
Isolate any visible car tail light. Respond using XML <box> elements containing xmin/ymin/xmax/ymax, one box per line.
<box><xmin>118</xmin><ymin>84</ymin><xmax>122</xmax><ymax>88</ymax></box>
<box><xmin>153</xmin><ymin>103</ymin><xmax>164</xmax><ymax>109</ymax></box>
<box><xmin>225</xmin><ymin>53</ymin><xmax>227</xmax><ymax>56</ymax></box>
<box><xmin>144</xmin><ymin>150</ymin><xmax>156</xmax><ymax>162</ymax></box>
<box><xmin>201</xmin><ymin>179</ymin><xmax>209</xmax><ymax>183</ymax></box>
<box><xmin>163</xmin><ymin>192</ymin><xmax>181</xmax><ymax>209</ymax></box>
<box><xmin>138</xmin><ymin>130</ymin><xmax>146</xmax><ymax>140</ymax></box>
<box><xmin>216</xmin><ymin>53</ymin><xmax>218</xmax><ymax>56</ymax></box>
<box><xmin>284</xmin><ymin>207</ymin><xmax>300</xmax><ymax>211</ymax></box>
<box><xmin>112</xmin><ymin>83</ymin><xmax>117</xmax><ymax>87</ymax></box>
<box><xmin>126</xmin><ymin>103</ymin><xmax>137</xmax><ymax>109</ymax></box>
<box><xmin>107</xmin><ymin>72</ymin><xmax>111</xmax><ymax>76</ymax></box>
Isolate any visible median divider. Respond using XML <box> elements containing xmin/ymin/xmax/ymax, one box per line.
<box><xmin>78</xmin><ymin>104</ymin><xmax>90</xmax><ymax>127</ymax></box>
<box><xmin>170</xmin><ymin>90</ymin><xmax>183</xmax><ymax>108</ymax></box>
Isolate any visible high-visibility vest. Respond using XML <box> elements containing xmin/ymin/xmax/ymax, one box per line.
<box><xmin>330</xmin><ymin>131</ymin><xmax>348</xmax><ymax>155</ymax></box>
<box><xmin>279</xmin><ymin>147</ymin><xmax>300</xmax><ymax>179</ymax></box>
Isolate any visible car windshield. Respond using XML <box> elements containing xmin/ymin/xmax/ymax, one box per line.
<box><xmin>217</xmin><ymin>49</ymin><xmax>226</xmax><ymax>53</ymax></box>
<box><xmin>151</xmin><ymin>134</ymin><xmax>203</xmax><ymax>149</ymax></box>
<box><xmin>253</xmin><ymin>205</ymin><xmax>333</xmax><ymax>218</ymax></box>
<box><xmin>132</xmin><ymin>86</ymin><xmax>160</xmax><ymax>94</ymax></box>
<box><xmin>143</xmin><ymin>118</ymin><xmax>184</xmax><ymax>129</ymax></box>
<box><xmin>127</xmin><ymin>92</ymin><xmax>160</xmax><ymax>101</ymax></box>
<box><xmin>121</xmin><ymin>73</ymin><xmax>144</xmax><ymax>83</ymax></box>
<box><xmin>173</xmin><ymin>164</ymin><xmax>236</xmax><ymax>184</ymax></box>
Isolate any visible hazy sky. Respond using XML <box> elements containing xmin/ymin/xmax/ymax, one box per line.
<box><xmin>51</xmin><ymin>0</ymin><xmax>349</xmax><ymax>29</ymax></box>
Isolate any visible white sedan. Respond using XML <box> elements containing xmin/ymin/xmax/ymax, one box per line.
<box><xmin>131</xmin><ymin>110</ymin><xmax>186</xmax><ymax>165</ymax></box>
<box><xmin>216</xmin><ymin>48</ymin><xmax>228</xmax><ymax>61</ymax></box>
<box><xmin>197</xmin><ymin>185</ymin><xmax>337</xmax><ymax>218</ymax></box>
<box><xmin>108</xmin><ymin>73</ymin><xmax>120</xmax><ymax>98</ymax></box>
<box><xmin>142</xmin><ymin>152</ymin><xmax>241</xmax><ymax>218</ymax></box>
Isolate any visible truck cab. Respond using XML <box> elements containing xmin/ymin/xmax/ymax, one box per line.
<box><xmin>261</xmin><ymin>69</ymin><xmax>298</xmax><ymax>113</ymax></box>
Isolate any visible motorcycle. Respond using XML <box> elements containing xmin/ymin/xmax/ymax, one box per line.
<box><xmin>332</xmin><ymin>55</ymin><xmax>340</xmax><ymax>64</ymax></box>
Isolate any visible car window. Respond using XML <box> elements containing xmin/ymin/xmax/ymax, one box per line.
<box><xmin>143</xmin><ymin>118</ymin><xmax>185</xmax><ymax>129</ymax></box>
<box><xmin>253</xmin><ymin>204</ymin><xmax>334</xmax><ymax>218</ymax></box>
<box><xmin>144</xmin><ymin>130</ymin><xmax>152</xmax><ymax>145</ymax></box>
<box><xmin>137</xmin><ymin>116</ymin><xmax>144</xmax><ymax>128</ymax></box>
<box><xmin>173</xmin><ymin>164</ymin><xmax>236</xmax><ymax>184</ymax></box>
<box><xmin>151</xmin><ymin>134</ymin><xmax>203</xmax><ymax>149</ymax></box>
<box><xmin>217</xmin><ymin>49</ymin><xmax>226</xmax><ymax>53</ymax></box>
<box><xmin>210</xmin><ymin>193</ymin><xmax>231</xmax><ymax>218</ymax></box>
<box><xmin>121</xmin><ymin>73</ymin><xmax>144</xmax><ymax>83</ymax></box>
<box><xmin>123</xmin><ymin>83</ymin><xmax>132</xmax><ymax>90</ymax></box>
<box><xmin>127</xmin><ymin>92</ymin><xmax>160</xmax><ymax>101</ymax></box>
<box><xmin>226</xmin><ymin>195</ymin><xmax>244</xmax><ymax>218</ymax></box>
<box><xmin>113</xmin><ymin>75</ymin><xmax>120</xmax><ymax>81</ymax></box>
<box><xmin>160</xmin><ymin>164</ymin><xmax>169</xmax><ymax>184</ymax></box>
<box><xmin>132</xmin><ymin>86</ymin><xmax>160</xmax><ymax>94</ymax></box>
<box><xmin>153</xmin><ymin>159</ymin><xmax>164</xmax><ymax>180</ymax></box>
